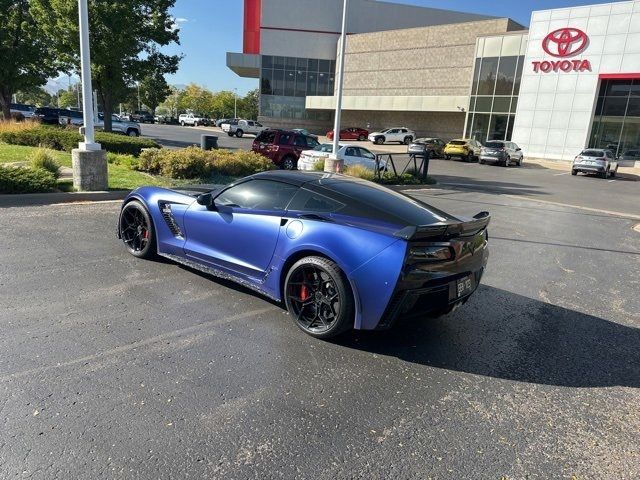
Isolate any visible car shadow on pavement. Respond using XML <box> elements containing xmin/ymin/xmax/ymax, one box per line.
<box><xmin>337</xmin><ymin>285</ymin><xmax>639</xmax><ymax>388</ymax></box>
<box><xmin>430</xmin><ymin>175</ymin><xmax>546</xmax><ymax>196</ymax></box>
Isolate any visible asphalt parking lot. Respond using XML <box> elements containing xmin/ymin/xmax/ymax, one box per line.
<box><xmin>1</xmin><ymin>170</ymin><xmax>638</xmax><ymax>478</ymax></box>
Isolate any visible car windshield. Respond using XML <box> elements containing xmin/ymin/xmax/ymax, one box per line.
<box><xmin>622</xmin><ymin>150</ymin><xmax>639</xmax><ymax>157</ymax></box>
<box><xmin>450</xmin><ymin>140</ymin><xmax>467</xmax><ymax>145</ymax></box>
<box><xmin>314</xmin><ymin>144</ymin><xmax>333</xmax><ymax>153</ymax></box>
<box><xmin>580</xmin><ymin>150</ymin><xmax>605</xmax><ymax>158</ymax></box>
<box><xmin>485</xmin><ymin>141</ymin><xmax>504</xmax><ymax>148</ymax></box>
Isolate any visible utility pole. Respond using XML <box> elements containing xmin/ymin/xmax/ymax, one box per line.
<box><xmin>234</xmin><ymin>88</ymin><xmax>238</xmax><ymax>118</ymax></box>
<box><xmin>326</xmin><ymin>0</ymin><xmax>348</xmax><ymax>173</ymax></box>
<box><xmin>72</xmin><ymin>0</ymin><xmax>107</xmax><ymax>191</ymax></box>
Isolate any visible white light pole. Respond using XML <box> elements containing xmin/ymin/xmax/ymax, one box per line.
<box><xmin>234</xmin><ymin>88</ymin><xmax>238</xmax><ymax>118</ymax></box>
<box><xmin>77</xmin><ymin>0</ymin><xmax>99</xmax><ymax>151</ymax></box>
<box><xmin>328</xmin><ymin>0</ymin><xmax>348</xmax><ymax>171</ymax></box>
<box><xmin>72</xmin><ymin>0</ymin><xmax>107</xmax><ymax>191</ymax></box>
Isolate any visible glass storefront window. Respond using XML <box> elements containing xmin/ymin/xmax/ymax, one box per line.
<box><xmin>470</xmin><ymin>113</ymin><xmax>490</xmax><ymax>141</ymax></box>
<box><xmin>477</xmin><ymin>57</ymin><xmax>499</xmax><ymax>95</ymax></box>
<box><xmin>492</xmin><ymin>96</ymin><xmax>511</xmax><ymax>113</ymax></box>
<box><xmin>471</xmin><ymin>58</ymin><xmax>481</xmax><ymax>95</ymax></box>
<box><xmin>295</xmin><ymin>71</ymin><xmax>307</xmax><ymax>97</ymax></box>
<box><xmin>273</xmin><ymin>56</ymin><xmax>285</xmax><ymax>69</ymax></box>
<box><xmin>307</xmin><ymin>73</ymin><xmax>317</xmax><ymax>96</ymax></box>
<box><xmin>272</xmin><ymin>69</ymin><xmax>285</xmax><ymax>96</ymax></box>
<box><xmin>475</xmin><ymin>96</ymin><xmax>493</xmax><ymax>112</ymax></box>
<box><xmin>284</xmin><ymin>70</ymin><xmax>295</xmax><ymax>97</ymax></box>
<box><xmin>261</xmin><ymin>69</ymin><xmax>273</xmax><ymax>95</ymax></box>
<box><xmin>489</xmin><ymin>114</ymin><xmax>509</xmax><ymax>140</ymax></box>
<box><xmin>589</xmin><ymin>79</ymin><xmax>640</xmax><ymax>156</ymax></box>
<box><xmin>512</xmin><ymin>57</ymin><xmax>523</xmax><ymax>96</ymax></box>
<box><xmin>495</xmin><ymin>56</ymin><xmax>518</xmax><ymax>95</ymax></box>
<box><xmin>262</xmin><ymin>56</ymin><xmax>273</xmax><ymax>68</ymax></box>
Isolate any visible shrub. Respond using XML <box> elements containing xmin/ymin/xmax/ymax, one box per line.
<box><xmin>0</xmin><ymin>165</ymin><xmax>57</xmax><ymax>194</ymax></box>
<box><xmin>0</xmin><ymin>124</ymin><xmax>158</xmax><ymax>156</ymax></box>
<box><xmin>107</xmin><ymin>152</ymin><xmax>140</xmax><ymax>170</ymax></box>
<box><xmin>28</xmin><ymin>149</ymin><xmax>61</xmax><ymax>179</ymax></box>
<box><xmin>0</xmin><ymin>120</ymin><xmax>41</xmax><ymax>134</ymax></box>
<box><xmin>344</xmin><ymin>164</ymin><xmax>375</xmax><ymax>181</ymax></box>
<box><xmin>313</xmin><ymin>159</ymin><xmax>325</xmax><ymax>171</ymax></box>
<box><xmin>138</xmin><ymin>147</ymin><xmax>275</xmax><ymax>179</ymax></box>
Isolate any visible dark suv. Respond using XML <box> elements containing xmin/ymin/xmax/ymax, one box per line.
<box><xmin>253</xmin><ymin>129</ymin><xmax>320</xmax><ymax>170</ymax></box>
<box><xmin>34</xmin><ymin>107</ymin><xmax>62</xmax><ymax>125</ymax></box>
<box><xmin>130</xmin><ymin>111</ymin><xmax>154</xmax><ymax>123</ymax></box>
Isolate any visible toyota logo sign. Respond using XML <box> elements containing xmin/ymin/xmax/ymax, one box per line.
<box><xmin>542</xmin><ymin>28</ymin><xmax>589</xmax><ymax>57</ymax></box>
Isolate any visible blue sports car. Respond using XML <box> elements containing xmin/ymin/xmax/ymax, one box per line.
<box><xmin>118</xmin><ymin>171</ymin><xmax>490</xmax><ymax>339</ymax></box>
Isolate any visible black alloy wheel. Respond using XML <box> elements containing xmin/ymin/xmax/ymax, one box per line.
<box><xmin>282</xmin><ymin>156</ymin><xmax>296</xmax><ymax>170</ymax></box>
<box><xmin>284</xmin><ymin>256</ymin><xmax>353</xmax><ymax>339</ymax></box>
<box><xmin>358</xmin><ymin>134</ymin><xmax>366</xmax><ymax>141</ymax></box>
<box><xmin>119</xmin><ymin>200</ymin><xmax>156</xmax><ymax>259</ymax></box>
<box><xmin>403</xmin><ymin>136</ymin><xmax>413</xmax><ymax>145</ymax></box>
<box><xmin>375</xmin><ymin>136</ymin><xmax>385</xmax><ymax>145</ymax></box>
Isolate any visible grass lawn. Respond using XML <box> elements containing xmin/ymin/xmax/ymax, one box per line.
<box><xmin>0</xmin><ymin>142</ymin><xmax>172</xmax><ymax>191</ymax></box>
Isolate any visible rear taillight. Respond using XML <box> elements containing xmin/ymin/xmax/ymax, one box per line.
<box><xmin>408</xmin><ymin>245</ymin><xmax>453</xmax><ymax>262</ymax></box>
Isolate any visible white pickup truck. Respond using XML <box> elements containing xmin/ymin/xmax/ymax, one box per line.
<box><xmin>178</xmin><ymin>113</ymin><xmax>206</xmax><ymax>127</ymax></box>
<box><xmin>221</xmin><ymin>119</ymin><xmax>266</xmax><ymax>138</ymax></box>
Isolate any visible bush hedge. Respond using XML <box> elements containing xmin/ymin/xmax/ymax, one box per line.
<box><xmin>307</xmin><ymin>159</ymin><xmax>436</xmax><ymax>185</ymax></box>
<box><xmin>28</xmin><ymin>149</ymin><xmax>61</xmax><ymax>179</ymax></box>
<box><xmin>0</xmin><ymin>125</ymin><xmax>159</xmax><ymax>156</ymax></box>
<box><xmin>138</xmin><ymin>147</ymin><xmax>275</xmax><ymax>179</ymax></box>
<box><xmin>0</xmin><ymin>165</ymin><xmax>57</xmax><ymax>194</ymax></box>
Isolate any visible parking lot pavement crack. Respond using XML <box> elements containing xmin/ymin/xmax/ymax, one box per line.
<box><xmin>0</xmin><ymin>306</ymin><xmax>278</xmax><ymax>383</ymax></box>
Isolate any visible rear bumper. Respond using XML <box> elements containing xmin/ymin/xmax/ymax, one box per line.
<box><xmin>445</xmin><ymin>149</ymin><xmax>468</xmax><ymax>157</ymax></box>
<box><xmin>573</xmin><ymin>164</ymin><xmax>605</xmax><ymax>173</ymax></box>
<box><xmin>479</xmin><ymin>154</ymin><xmax>506</xmax><ymax>163</ymax></box>
<box><xmin>376</xmin><ymin>267</ymin><xmax>486</xmax><ymax>330</ymax></box>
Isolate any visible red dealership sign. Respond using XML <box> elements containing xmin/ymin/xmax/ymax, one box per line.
<box><xmin>533</xmin><ymin>28</ymin><xmax>591</xmax><ymax>73</ymax></box>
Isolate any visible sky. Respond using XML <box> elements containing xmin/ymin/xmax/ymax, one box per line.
<box><xmin>50</xmin><ymin>0</ymin><xmax>627</xmax><ymax>96</ymax></box>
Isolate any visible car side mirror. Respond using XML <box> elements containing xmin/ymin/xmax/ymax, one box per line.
<box><xmin>196</xmin><ymin>193</ymin><xmax>215</xmax><ymax>209</ymax></box>
<box><xmin>516</xmin><ymin>148</ymin><xmax>521</xmax><ymax>151</ymax></box>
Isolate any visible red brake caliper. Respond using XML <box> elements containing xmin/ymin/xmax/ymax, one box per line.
<box><xmin>300</xmin><ymin>284</ymin><xmax>309</xmax><ymax>301</ymax></box>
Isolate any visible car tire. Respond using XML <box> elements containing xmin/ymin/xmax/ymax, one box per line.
<box><xmin>282</xmin><ymin>156</ymin><xmax>296</xmax><ymax>170</ymax></box>
<box><xmin>375</xmin><ymin>136</ymin><xmax>385</xmax><ymax>145</ymax></box>
<box><xmin>571</xmin><ymin>169</ymin><xmax>578</xmax><ymax>176</ymax></box>
<box><xmin>504</xmin><ymin>156</ymin><xmax>511</xmax><ymax>167</ymax></box>
<box><xmin>611</xmin><ymin>168</ymin><xmax>617</xmax><ymax>177</ymax></box>
<box><xmin>518</xmin><ymin>156</ymin><xmax>523</xmax><ymax>166</ymax></box>
<box><xmin>194</xmin><ymin>122</ymin><xmax>198</xmax><ymax>127</ymax></box>
<box><xmin>180</xmin><ymin>121</ymin><xmax>185</xmax><ymax>127</ymax></box>
<box><xmin>403</xmin><ymin>136</ymin><xmax>413</xmax><ymax>145</ymax></box>
<box><xmin>445</xmin><ymin>154</ymin><xmax>451</xmax><ymax>160</ymax></box>
<box><xmin>479</xmin><ymin>158</ymin><xmax>485</xmax><ymax>165</ymax></box>
<box><xmin>284</xmin><ymin>256</ymin><xmax>354</xmax><ymax>339</ymax></box>
<box><xmin>601</xmin><ymin>169</ymin><xmax>609</xmax><ymax>179</ymax></box>
<box><xmin>126</xmin><ymin>129</ymin><xmax>139</xmax><ymax>137</ymax></box>
<box><xmin>358</xmin><ymin>134</ymin><xmax>366</xmax><ymax>141</ymax></box>
<box><xmin>227</xmin><ymin>132</ymin><xmax>234</xmax><ymax>137</ymax></box>
<box><xmin>119</xmin><ymin>200</ymin><xmax>156</xmax><ymax>260</ymax></box>
<box><xmin>236</xmin><ymin>130</ymin><xmax>244</xmax><ymax>138</ymax></box>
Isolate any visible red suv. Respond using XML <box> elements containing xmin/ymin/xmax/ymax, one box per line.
<box><xmin>326</xmin><ymin>127</ymin><xmax>369</xmax><ymax>141</ymax></box>
<box><xmin>253</xmin><ymin>129</ymin><xmax>320</xmax><ymax>170</ymax></box>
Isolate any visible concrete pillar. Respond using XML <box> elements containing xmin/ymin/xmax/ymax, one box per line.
<box><xmin>72</xmin><ymin>148</ymin><xmax>108</xmax><ymax>191</ymax></box>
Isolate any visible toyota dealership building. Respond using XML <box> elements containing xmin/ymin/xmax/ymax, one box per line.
<box><xmin>228</xmin><ymin>0</ymin><xmax>640</xmax><ymax>161</ymax></box>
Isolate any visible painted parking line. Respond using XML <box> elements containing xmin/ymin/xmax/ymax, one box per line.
<box><xmin>608</xmin><ymin>179</ymin><xmax>616</xmax><ymax>183</ymax></box>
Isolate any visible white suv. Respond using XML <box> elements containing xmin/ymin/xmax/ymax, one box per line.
<box><xmin>178</xmin><ymin>113</ymin><xmax>206</xmax><ymax>127</ymax></box>
<box><xmin>368</xmin><ymin>127</ymin><xmax>415</xmax><ymax>145</ymax></box>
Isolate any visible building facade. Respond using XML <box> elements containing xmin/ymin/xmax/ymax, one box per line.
<box><xmin>228</xmin><ymin>0</ymin><xmax>640</xmax><ymax>162</ymax></box>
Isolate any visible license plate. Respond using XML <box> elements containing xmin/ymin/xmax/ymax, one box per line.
<box><xmin>456</xmin><ymin>275</ymin><xmax>474</xmax><ymax>298</ymax></box>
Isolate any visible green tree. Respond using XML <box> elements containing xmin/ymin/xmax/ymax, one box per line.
<box><xmin>140</xmin><ymin>71</ymin><xmax>170</xmax><ymax>115</ymax></box>
<box><xmin>57</xmin><ymin>86</ymin><xmax>80</xmax><ymax>108</ymax></box>
<box><xmin>0</xmin><ymin>1</ymin><xmax>59</xmax><ymax>119</ymax></box>
<box><xmin>210</xmin><ymin>90</ymin><xmax>236</xmax><ymax>119</ymax></box>
<box><xmin>32</xmin><ymin>0</ymin><xmax>181</xmax><ymax>131</ymax></box>
<box><xmin>237</xmin><ymin>88</ymin><xmax>259</xmax><ymax>120</ymax></box>
<box><xmin>179</xmin><ymin>83</ymin><xmax>214</xmax><ymax>116</ymax></box>
<box><xmin>157</xmin><ymin>85</ymin><xmax>183</xmax><ymax>117</ymax></box>
<box><xmin>15</xmin><ymin>86</ymin><xmax>53</xmax><ymax>106</ymax></box>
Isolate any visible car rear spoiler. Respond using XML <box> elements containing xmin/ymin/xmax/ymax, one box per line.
<box><xmin>394</xmin><ymin>212</ymin><xmax>491</xmax><ymax>241</ymax></box>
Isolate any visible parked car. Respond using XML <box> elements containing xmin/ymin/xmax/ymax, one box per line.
<box><xmin>58</xmin><ymin>109</ymin><xmax>84</xmax><ymax>126</ymax></box>
<box><xmin>327</xmin><ymin>127</ymin><xmax>369</xmax><ymax>141</ymax></box>
<box><xmin>117</xmin><ymin>171</ymin><xmax>490</xmax><ymax>338</ymax></box>
<box><xmin>368</xmin><ymin>127</ymin><xmax>415</xmax><ymax>145</ymax></box>
<box><xmin>33</xmin><ymin>107</ymin><xmax>62</xmax><ymax>125</ymax></box>
<box><xmin>444</xmin><ymin>139</ymin><xmax>483</xmax><ymax>162</ymax></box>
<box><xmin>298</xmin><ymin>143</ymin><xmax>381</xmax><ymax>171</ymax></box>
<box><xmin>617</xmin><ymin>149</ymin><xmax>640</xmax><ymax>167</ymax></box>
<box><xmin>128</xmin><ymin>110</ymin><xmax>154</xmax><ymax>123</ymax></box>
<box><xmin>407</xmin><ymin>138</ymin><xmax>446</xmax><ymax>158</ymax></box>
<box><xmin>10</xmin><ymin>103</ymin><xmax>36</xmax><ymax>119</ymax></box>
<box><xmin>479</xmin><ymin>140</ymin><xmax>523</xmax><ymax>167</ymax></box>
<box><xmin>292</xmin><ymin>128</ymin><xmax>319</xmax><ymax>141</ymax></box>
<box><xmin>222</xmin><ymin>119</ymin><xmax>267</xmax><ymax>138</ymax></box>
<box><xmin>179</xmin><ymin>113</ymin><xmax>207</xmax><ymax>127</ymax></box>
<box><xmin>253</xmin><ymin>129</ymin><xmax>320</xmax><ymax>170</ymax></box>
<box><xmin>572</xmin><ymin>149</ymin><xmax>618</xmax><ymax>178</ymax></box>
<box><xmin>91</xmin><ymin>114</ymin><xmax>141</xmax><ymax>136</ymax></box>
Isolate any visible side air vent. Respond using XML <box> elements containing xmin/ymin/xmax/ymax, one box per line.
<box><xmin>159</xmin><ymin>202</ymin><xmax>183</xmax><ymax>237</ymax></box>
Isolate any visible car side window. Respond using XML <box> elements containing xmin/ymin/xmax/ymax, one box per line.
<box><xmin>287</xmin><ymin>188</ymin><xmax>345</xmax><ymax>213</ymax></box>
<box><xmin>293</xmin><ymin>135</ymin><xmax>307</xmax><ymax>147</ymax></box>
<box><xmin>215</xmin><ymin>180</ymin><xmax>298</xmax><ymax>211</ymax></box>
<box><xmin>257</xmin><ymin>131</ymin><xmax>276</xmax><ymax>144</ymax></box>
<box><xmin>279</xmin><ymin>133</ymin><xmax>292</xmax><ymax>145</ymax></box>
<box><xmin>306</xmin><ymin>137</ymin><xmax>319</xmax><ymax>149</ymax></box>
<box><xmin>358</xmin><ymin>148</ymin><xmax>375</xmax><ymax>160</ymax></box>
<box><xmin>345</xmin><ymin>147</ymin><xmax>358</xmax><ymax>157</ymax></box>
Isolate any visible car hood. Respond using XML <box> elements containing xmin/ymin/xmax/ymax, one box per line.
<box><xmin>369</xmin><ymin>131</ymin><xmax>387</xmax><ymax>136</ymax></box>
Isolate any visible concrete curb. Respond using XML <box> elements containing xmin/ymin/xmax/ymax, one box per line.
<box><xmin>0</xmin><ymin>190</ymin><xmax>130</xmax><ymax>208</ymax></box>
